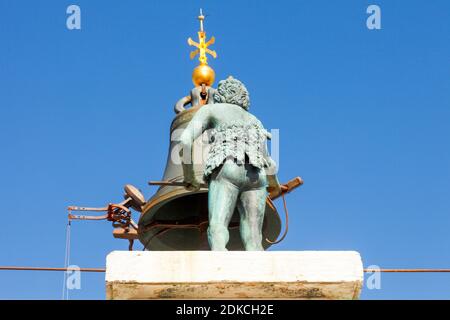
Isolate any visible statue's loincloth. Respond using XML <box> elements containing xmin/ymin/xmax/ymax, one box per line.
<box><xmin>204</xmin><ymin>121</ymin><xmax>271</xmax><ymax>179</ymax></box>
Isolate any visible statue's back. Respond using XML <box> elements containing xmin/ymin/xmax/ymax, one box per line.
<box><xmin>205</xmin><ymin>103</ymin><xmax>262</xmax><ymax>127</ymax></box>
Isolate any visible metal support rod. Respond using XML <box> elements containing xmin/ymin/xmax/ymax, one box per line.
<box><xmin>0</xmin><ymin>266</ymin><xmax>105</xmax><ymax>272</ymax></box>
<box><xmin>148</xmin><ymin>180</ymin><xmax>208</xmax><ymax>188</ymax></box>
<box><xmin>1</xmin><ymin>266</ymin><xmax>450</xmax><ymax>273</ymax></box>
<box><xmin>364</xmin><ymin>269</ymin><xmax>450</xmax><ymax>273</ymax></box>
<box><xmin>148</xmin><ymin>177</ymin><xmax>304</xmax><ymax>200</ymax></box>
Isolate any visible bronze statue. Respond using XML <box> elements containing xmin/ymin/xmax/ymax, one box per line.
<box><xmin>180</xmin><ymin>77</ymin><xmax>283</xmax><ymax>250</ymax></box>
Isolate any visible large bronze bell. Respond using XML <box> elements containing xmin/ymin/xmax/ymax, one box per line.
<box><xmin>138</xmin><ymin>105</ymin><xmax>282</xmax><ymax>250</ymax></box>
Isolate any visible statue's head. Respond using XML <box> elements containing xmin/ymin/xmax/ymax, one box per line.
<box><xmin>213</xmin><ymin>76</ymin><xmax>250</xmax><ymax>110</ymax></box>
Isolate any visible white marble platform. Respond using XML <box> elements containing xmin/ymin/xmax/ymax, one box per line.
<box><xmin>106</xmin><ymin>251</ymin><xmax>363</xmax><ymax>300</ymax></box>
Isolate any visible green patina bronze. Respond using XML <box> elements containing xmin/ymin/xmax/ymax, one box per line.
<box><xmin>180</xmin><ymin>77</ymin><xmax>281</xmax><ymax>251</ymax></box>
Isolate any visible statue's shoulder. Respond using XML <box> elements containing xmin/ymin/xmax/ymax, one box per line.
<box><xmin>207</xmin><ymin>104</ymin><xmax>265</xmax><ymax>128</ymax></box>
<box><xmin>208</xmin><ymin>102</ymin><xmax>236</xmax><ymax>110</ymax></box>
<box><xmin>204</xmin><ymin>103</ymin><xmax>240</xmax><ymax>119</ymax></box>
<box><xmin>247</xmin><ymin>112</ymin><xmax>263</xmax><ymax>124</ymax></box>
<box><xmin>210</xmin><ymin>103</ymin><xmax>251</xmax><ymax>115</ymax></box>
<box><xmin>240</xmin><ymin>112</ymin><xmax>264</xmax><ymax>130</ymax></box>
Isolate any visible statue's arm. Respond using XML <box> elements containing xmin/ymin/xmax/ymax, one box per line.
<box><xmin>207</xmin><ymin>87</ymin><xmax>217</xmax><ymax>104</ymax></box>
<box><xmin>179</xmin><ymin>107</ymin><xmax>211</xmax><ymax>189</ymax></box>
<box><xmin>174</xmin><ymin>95</ymin><xmax>191</xmax><ymax>114</ymax></box>
<box><xmin>263</xmin><ymin>141</ymin><xmax>282</xmax><ymax>198</ymax></box>
<box><xmin>266</xmin><ymin>160</ymin><xmax>282</xmax><ymax>198</ymax></box>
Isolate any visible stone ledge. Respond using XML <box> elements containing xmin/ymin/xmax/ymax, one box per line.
<box><xmin>106</xmin><ymin>251</ymin><xmax>363</xmax><ymax>300</ymax></box>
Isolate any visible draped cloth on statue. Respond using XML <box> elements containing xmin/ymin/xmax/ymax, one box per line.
<box><xmin>204</xmin><ymin>120</ymin><xmax>272</xmax><ymax>179</ymax></box>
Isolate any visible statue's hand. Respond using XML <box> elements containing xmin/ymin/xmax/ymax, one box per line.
<box><xmin>184</xmin><ymin>177</ymin><xmax>201</xmax><ymax>192</ymax></box>
<box><xmin>267</xmin><ymin>183</ymin><xmax>287</xmax><ymax>199</ymax></box>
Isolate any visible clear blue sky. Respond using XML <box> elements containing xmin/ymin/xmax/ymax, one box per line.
<box><xmin>0</xmin><ymin>0</ymin><xmax>449</xmax><ymax>299</ymax></box>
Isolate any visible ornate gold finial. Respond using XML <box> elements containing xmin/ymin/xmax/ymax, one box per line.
<box><xmin>188</xmin><ymin>9</ymin><xmax>217</xmax><ymax>87</ymax></box>
<box><xmin>188</xmin><ymin>9</ymin><xmax>217</xmax><ymax>65</ymax></box>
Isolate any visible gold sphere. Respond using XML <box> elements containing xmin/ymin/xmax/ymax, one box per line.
<box><xmin>192</xmin><ymin>64</ymin><xmax>215</xmax><ymax>87</ymax></box>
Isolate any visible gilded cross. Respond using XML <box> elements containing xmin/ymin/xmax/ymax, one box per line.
<box><xmin>187</xmin><ymin>9</ymin><xmax>217</xmax><ymax>65</ymax></box>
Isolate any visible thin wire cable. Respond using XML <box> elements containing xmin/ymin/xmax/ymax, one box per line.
<box><xmin>3</xmin><ymin>210</ymin><xmax>450</xmax><ymax>277</ymax></box>
<box><xmin>0</xmin><ymin>267</ymin><xmax>105</xmax><ymax>272</ymax></box>
<box><xmin>266</xmin><ymin>192</ymin><xmax>289</xmax><ymax>244</ymax></box>
<box><xmin>62</xmin><ymin>219</ymin><xmax>71</xmax><ymax>300</ymax></box>
<box><xmin>66</xmin><ymin>220</ymin><xmax>71</xmax><ymax>300</ymax></box>
<box><xmin>364</xmin><ymin>269</ymin><xmax>450</xmax><ymax>273</ymax></box>
<box><xmin>1</xmin><ymin>266</ymin><xmax>450</xmax><ymax>273</ymax></box>
<box><xmin>62</xmin><ymin>220</ymin><xmax>68</xmax><ymax>300</ymax></box>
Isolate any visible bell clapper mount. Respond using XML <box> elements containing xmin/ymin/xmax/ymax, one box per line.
<box><xmin>67</xmin><ymin>185</ymin><xmax>146</xmax><ymax>251</ymax></box>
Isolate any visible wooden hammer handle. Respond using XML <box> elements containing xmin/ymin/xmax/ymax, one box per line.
<box><xmin>270</xmin><ymin>176</ymin><xmax>303</xmax><ymax>200</ymax></box>
<box><xmin>284</xmin><ymin>176</ymin><xmax>303</xmax><ymax>193</ymax></box>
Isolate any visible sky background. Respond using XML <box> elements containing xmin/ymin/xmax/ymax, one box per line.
<box><xmin>0</xmin><ymin>0</ymin><xmax>449</xmax><ymax>299</ymax></box>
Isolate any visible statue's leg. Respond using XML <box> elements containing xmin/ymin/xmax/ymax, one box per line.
<box><xmin>208</xmin><ymin>177</ymin><xmax>239</xmax><ymax>251</ymax></box>
<box><xmin>237</xmin><ymin>187</ymin><xmax>267</xmax><ymax>251</ymax></box>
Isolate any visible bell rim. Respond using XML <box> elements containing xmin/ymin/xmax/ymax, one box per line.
<box><xmin>138</xmin><ymin>186</ymin><xmax>282</xmax><ymax>250</ymax></box>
